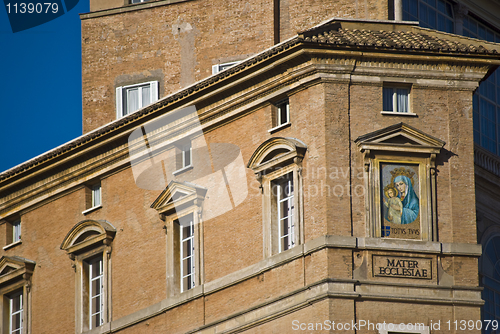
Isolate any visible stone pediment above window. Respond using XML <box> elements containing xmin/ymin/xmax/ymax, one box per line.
<box><xmin>0</xmin><ymin>256</ymin><xmax>35</xmax><ymax>286</ymax></box>
<box><xmin>151</xmin><ymin>181</ymin><xmax>207</xmax><ymax>217</ymax></box>
<box><xmin>355</xmin><ymin>123</ymin><xmax>446</xmax><ymax>241</ymax></box>
<box><xmin>355</xmin><ymin>122</ymin><xmax>445</xmax><ymax>155</ymax></box>
<box><xmin>60</xmin><ymin>220</ymin><xmax>116</xmax><ymax>256</ymax></box>
<box><xmin>247</xmin><ymin>137</ymin><xmax>307</xmax><ymax>175</ymax></box>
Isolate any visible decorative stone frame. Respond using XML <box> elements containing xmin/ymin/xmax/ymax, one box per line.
<box><xmin>151</xmin><ymin>181</ymin><xmax>207</xmax><ymax>297</ymax></box>
<box><xmin>60</xmin><ymin>220</ymin><xmax>116</xmax><ymax>333</ymax></box>
<box><xmin>355</xmin><ymin>123</ymin><xmax>445</xmax><ymax>241</ymax></box>
<box><xmin>0</xmin><ymin>256</ymin><xmax>35</xmax><ymax>334</ymax></box>
<box><xmin>247</xmin><ymin>137</ymin><xmax>307</xmax><ymax>257</ymax></box>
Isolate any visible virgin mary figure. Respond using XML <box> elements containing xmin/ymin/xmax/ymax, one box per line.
<box><xmin>393</xmin><ymin>175</ymin><xmax>419</xmax><ymax>225</ymax></box>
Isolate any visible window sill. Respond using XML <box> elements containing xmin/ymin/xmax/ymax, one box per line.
<box><xmin>268</xmin><ymin>122</ymin><xmax>291</xmax><ymax>133</ymax></box>
<box><xmin>173</xmin><ymin>165</ymin><xmax>193</xmax><ymax>176</ymax></box>
<box><xmin>3</xmin><ymin>240</ymin><xmax>22</xmax><ymax>250</ymax></box>
<box><xmin>380</xmin><ymin>111</ymin><xmax>417</xmax><ymax>117</ymax></box>
<box><xmin>82</xmin><ymin>205</ymin><xmax>102</xmax><ymax>215</ymax></box>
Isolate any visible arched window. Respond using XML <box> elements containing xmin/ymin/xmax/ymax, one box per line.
<box><xmin>248</xmin><ymin>137</ymin><xmax>307</xmax><ymax>257</ymax></box>
<box><xmin>60</xmin><ymin>220</ymin><xmax>116</xmax><ymax>333</ymax></box>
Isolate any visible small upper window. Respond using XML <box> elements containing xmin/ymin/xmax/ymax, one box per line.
<box><xmin>12</xmin><ymin>220</ymin><xmax>21</xmax><ymax>244</ymax></box>
<box><xmin>212</xmin><ymin>62</ymin><xmax>240</xmax><ymax>75</ymax></box>
<box><xmin>174</xmin><ymin>142</ymin><xmax>193</xmax><ymax>174</ymax></box>
<box><xmin>181</xmin><ymin>143</ymin><xmax>192</xmax><ymax>169</ymax></box>
<box><xmin>91</xmin><ymin>184</ymin><xmax>101</xmax><ymax>208</ymax></box>
<box><xmin>269</xmin><ymin>98</ymin><xmax>290</xmax><ymax>132</ymax></box>
<box><xmin>130</xmin><ymin>0</ymin><xmax>151</xmax><ymax>3</ymax></box>
<box><xmin>4</xmin><ymin>219</ymin><xmax>22</xmax><ymax>248</ymax></box>
<box><xmin>116</xmin><ymin>81</ymin><xmax>158</xmax><ymax>118</ymax></box>
<box><xmin>83</xmin><ymin>182</ymin><xmax>102</xmax><ymax>215</ymax></box>
<box><xmin>276</xmin><ymin>99</ymin><xmax>289</xmax><ymax>126</ymax></box>
<box><xmin>383</xmin><ymin>87</ymin><xmax>409</xmax><ymax>113</ymax></box>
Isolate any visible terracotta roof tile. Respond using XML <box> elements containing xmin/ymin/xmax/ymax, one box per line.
<box><xmin>1</xmin><ymin>20</ymin><xmax>499</xmax><ymax>182</ymax></box>
<box><xmin>300</xmin><ymin>25</ymin><xmax>498</xmax><ymax>54</ymax></box>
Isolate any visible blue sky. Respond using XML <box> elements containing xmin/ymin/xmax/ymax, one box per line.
<box><xmin>0</xmin><ymin>0</ymin><xmax>90</xmax><ymax>173</ymax></box>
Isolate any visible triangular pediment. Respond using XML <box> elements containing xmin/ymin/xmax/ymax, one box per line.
<box><xmin>355</xmin><ymin>123</ymin><xmax>445</xmax><ymax>154</ymax></box>
<box><xmin>151</xmin><ymin>181</ymin><xmax>207</xmax><ymax>215</ymax></box>
<box><xmin>0</xmin><ymin>256</ymin><xmax>35</xmax><ymax>286</ymax></box>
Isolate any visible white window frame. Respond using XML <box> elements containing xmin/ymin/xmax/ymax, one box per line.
<box><xmin>276</xmin><ymin>99</ymin><xmax>290</xmax><ymax>126</ymax></box>
<box><xmin>12</xmin><ymin>221</ymin><xmax>21</xmax><ymax>244</ymax></box>
<box><xmin>8</xmin><ymin>290</ymin><xmax>23</xmax><ymax>334</ymax></box>
<box><xmin>178</xmin><ymin>215</ymin><xmax>195</xmax><ymax>292</ymax></box>
<box><xmin>269</xmin><ymin>99</ymin><xmax>291</xmax><ymax>132</ymax></box>
<box><xmin>212</xmin><ymin>61</ymin><xmax>240</xmax><ymax>75</ymax></box>
<box><xmin>274</xmin><ymin>173</ymin><xmax>295</xmax><ymax>253</ymax></box>
<box><xmin>182</xmin><ymin>143</ymin><xmax>192</xmax><ymax>169</ymax></box>
<box><xmin>173</xmin><ymin>142</ymin><xmax>193</xmax><ymax>175</ymax></box>
<box><xmin>4</xmin><ymin>220</ymin><xmax>22</xmax><ymax>249</ymax></box>
<box><xmin>166</xmin><ymin>210</ymin><xmax>202</xmax><ymax>296</ymax></box>
<box><xmin>116</xmin><ymin>81</ymin><xmax>158</xmax><ymax>119</ymax></box>
<box><xmin>88</xmin><ymin>257</ymin><xmax>104</xmax><ymax>330</ymax></box>
<box><xmin>382</xmin><ymin>85</ymin><xmax>414</xmax><ymax>115</ymax></box>
<box><xmin>91</xmin><ymin>184</ymin><xmax>101</xmax><ymax>208</ymax></box>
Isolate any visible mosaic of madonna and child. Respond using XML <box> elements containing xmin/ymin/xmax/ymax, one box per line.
<box><xmin>381</xmin><ymin>164</ymin><xmax>420</xmax><ymax>240</ymax></box>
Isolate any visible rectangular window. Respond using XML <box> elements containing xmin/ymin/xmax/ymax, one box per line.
<box><xmin>174</xmin><ymin>142</ymin><xmax>193</xmax><ymax>174</ymax></box>
<box><xmin>383</xmin><ymin>87</ymin><xmax>409</xmax><ymax>113</ymax></box>
<box><xmin>212</xmin><ymin>61</ymin><xmax>240</xmax><ymax>75</ymax></box>
<box><xmin>8</xmin><ymin>291</ymin><xmax>23</xmax><ymax>334</ymax></box>
<box><xmin>182</xmin><ymin>143</ymin><xmax>192</xmax><ymax>169</ymax></box>
<box><xmin>91</xmin><ymin>184</ymin><xmax>101</xmax><ymax>208</ymax></box>
<box><xmin>4</xmin><ymin>220</ymin><xmax>22</xmax><ymax>248</ymax></box>
<box><xmin>88</xmin><ymin>257</ymin><xmax>104</xmax><ymax>329</ymax></box>
<box><xmin>12</xmin><ymin>221</ymin><xmax>21</xmax><ymax>244</ymax></box>
<box><xmin>116</xmin><ymin>81</ymin><xmax>158</xmax><ymax>118</ymax></box>
<box><xmin>276</xmin><ymin>99</ymin><xmax>290</xmax><ymax>126</ymax></box>
<box><xmin>273</xmin><ymin>173</ymin><xmax>295</xmax><ymax>253</ymax></box>
<box><xmin>130</xmin><ymin>0</ymin><xmax>151</xmax><ymax>3</ymax></box>
<box><xmin>178</xmin><ymin>216</ymin><xmax>195</xmax><ymax>292</ymax></box>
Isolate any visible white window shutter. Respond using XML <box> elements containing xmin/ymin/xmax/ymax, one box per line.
<box><xmin>151</xmin><ymin>81</ymin><xmax>158</xmax><ymax>103</ymax></box>
<box><xmin>116</xmin><ymin>87</ymin><xmax>123</xmax><ymax>119</ymax></box>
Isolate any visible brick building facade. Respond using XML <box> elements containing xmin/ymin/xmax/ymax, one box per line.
<box><xmin>1</xmin><ymin>1</ymin><xmax>500</xmax><ymax>333</ymax></box>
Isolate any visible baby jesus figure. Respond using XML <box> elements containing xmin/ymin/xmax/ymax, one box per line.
<box><xmin>384</xmin><ymin>185</ymin><xmax>403</xmax><ymax>225</ymax></box>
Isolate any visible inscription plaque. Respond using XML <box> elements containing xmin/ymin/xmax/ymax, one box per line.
<box><xmin>373</xmin><ymin>255</ymin><xmax>432</xmax><ymax>279</ymax></box>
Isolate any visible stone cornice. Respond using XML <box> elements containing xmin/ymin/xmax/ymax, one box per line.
<box><xmin>0</xmin><ymin>44</ymin><xmax>498</xmax><ymax>218</ymax></box>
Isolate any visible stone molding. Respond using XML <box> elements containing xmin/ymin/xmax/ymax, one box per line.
<box><xmin>475</xmin><ymin>144</ymin><xmax>500</xmax><ymax>178</ymax></box>
<box><xmin>80</xmin><ymin>235</ymin><xmax>481</xmax><ymax>334</ymax></box>
<box><xmin>1</xmin><ymin>48</ymin><xmax>490</xmax><ymax>220</ymax></box>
